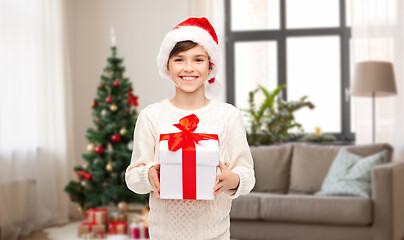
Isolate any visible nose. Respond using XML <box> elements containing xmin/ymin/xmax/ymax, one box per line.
<box><xmin>184</xmin><ymin>60</ymin><xmax>194</xmax><ymax>72</ymax></box>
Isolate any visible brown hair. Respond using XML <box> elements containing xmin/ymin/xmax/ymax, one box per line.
<box><xmin>168</xmin><ymin>40</ymin><xmax>212</xmax><ymax>69</ymax></box>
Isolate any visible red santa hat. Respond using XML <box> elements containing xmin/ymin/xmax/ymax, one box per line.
<box><xmin>157</xmin><ymin>17</ymin><xmax>221</xmax><ymax>97</ymax></box>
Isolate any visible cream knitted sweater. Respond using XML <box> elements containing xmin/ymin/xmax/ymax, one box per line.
<box><xmin>125</xmin><ymin>98</ymin><xmax>255</xmax><ymax>240</ymax></box>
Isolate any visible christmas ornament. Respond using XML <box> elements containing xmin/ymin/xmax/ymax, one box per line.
<box><xmin>95</xmin><ymin>145</ymin><xmax>105</xmax><ymax>154</ymax></box>
<box><xmin>113</xmin><ymin>80</ymin><xmax>120</xmax><ymax>87</ymax></box>
<box><xmin>128</xmin><ymin>92</ymin><xmax>139</xmax><ymax>107</ymax></box>
<box><xmin>110</xmin><ymin>104</ymin><xmax>118</xmax><ymax>112</ymax></box>
<box><xmin>95</xmin><ymin>118</ymin><xmax>100</xmax><ymax>123</ymax></box>
<box><xmin>82</xmin><ymin>163</ymin><xmax>87</xmax><ymax>169</ymax></box>
<box><xmin>108</xmin><ymin>70</ymin><xmax>113</xmax><ymax>77</ymax></box>
<box><xmin>157</xmin><ymin>17</ymin><xmax>220</xmax><ymax>97</ymax></box>
<box><xmin>118</xmin><ymin>201</ymin><xmax>128</xmax><ymax>213</ymax></box>
<box><xmin>111</xmin><ymin>133</ymin><xmax>121</xmax><ymax>142</ymax></box>
<box><xmin>106</xmin><ymin>160</ymin><xmax>113</xmax><ymax>172</ymax></box>
<box><xmin>127</xmin><ymin>141</ymin><xmax>133</xmax><ymax>150</ymax></box>
<box><xmin>107</xmin><ymin>143</ymin><xmax>113</xmax><ymax>152</ymax></box>
<box><xmin>87</xmin><ymin>143</ymin><xmax>96</xmax><ymax>153</ymax></box>
<box><xmin>101</xmin><ymin>109</ymin><xmax>108</xmax><ymax>116</ymax></box>
<box><xmin>91</xmin><ymin>100</ymin><xmax>98</xmax><ymax>108</ymax></box>
<box><xmin>106</xmin><ymin>96</ymin><xmax>113</xmax><ymax>103</ymax></box>
<box><xmin>81</xmin><ymin>180</ymin><xmax>88</xmax><ymax>187</ymax></box>
<box><xmin>119</xmin><ymin>128</ymin><xmax>127</xmax><ymax>135</ymax></box>
<box><xmin>78</xmin><ymin>207</ymin><xmax>84</xmax><ymax>215</ymax></box>
<box><xmin>98</xmin><ymin>84</ymin><xmax>103</xmax><ymax>89</ymax></box>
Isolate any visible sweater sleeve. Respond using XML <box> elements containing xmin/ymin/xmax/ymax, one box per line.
<box><xmin>125</xmin><ymin>109</ymin><xmax>157</xmax><ymax>194</ymax></box>
<box><xmin>222</xmin><ymin>108</ymin><xmax>255</xmax><ymax>199</ymax></box>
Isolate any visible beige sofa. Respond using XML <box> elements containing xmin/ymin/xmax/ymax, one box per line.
<box><xmin>230</xmin><ymin>143</ymin><xmax>404</xmax><ymax>240</ymax></box>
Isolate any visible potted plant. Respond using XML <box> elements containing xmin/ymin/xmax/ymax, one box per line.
<box><xmin>242</xmin><ymin>84</ymin><xmax>315</xmax><ymax>146</ymax></box>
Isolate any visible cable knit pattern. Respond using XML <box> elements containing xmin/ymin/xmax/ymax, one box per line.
<box><xmin>125</xmin><ymin>98</ymin><xmax>255</xmax><ymax>240</ymax></box>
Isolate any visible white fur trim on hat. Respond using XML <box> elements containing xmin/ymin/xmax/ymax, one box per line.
<box><xmin>157</xmin><ymin>26</ymin><xmax>221</xmax><ymax>83</ymax></box>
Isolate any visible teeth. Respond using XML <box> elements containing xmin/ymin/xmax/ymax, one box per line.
<box><xmin>182</xmin><ymin>76</ymin><xmax>196</xmax><ymax>81</ymax></box>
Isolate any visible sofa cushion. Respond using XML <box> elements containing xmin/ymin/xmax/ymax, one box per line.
<box><xmin>230</xmin><ymin>192</ymin><xmax>263</xmax><ymax>220</ymax></box>
<box><xmin>316</xmin><ymin>149</ymin><xmax>387</xmax><ymax>197</ymax></box>
<box><xmin>251</xmin><ymin>144</ymin><xmax>293</xmax><ymax>193</ymax></box>
<box><xmin>259</xmin><ymin>193</ymin><xmax>372</xmax><ymax>226</ymax></box>
<box><xmin>288</xmin><ymin>143</ymin><xmax>394</xmax><ymax>194</ymax></box>
<box><xmin>344</xmin><ymin>143</ymin><xmax>393</xmax><ymax>162</ymax></box>
<box><xmin>289</xmin><ymin>143</ymin><xmax>341</xmax><ymax>194</ymax></box>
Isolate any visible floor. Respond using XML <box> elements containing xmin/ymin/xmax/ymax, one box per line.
<box><xmin>18</xmin><ymin>221</ymin><xmax>73</xmax><ymax>240</ymax></box>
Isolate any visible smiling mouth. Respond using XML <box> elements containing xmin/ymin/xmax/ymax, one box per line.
<box><xmin>180</xmin><ymin>76</ymin><xmax>198</xmax><ymax>82</ymax></box>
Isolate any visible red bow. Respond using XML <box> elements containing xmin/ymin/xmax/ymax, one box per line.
<box><xmin>159</xmin><ymin>114</ymin><xmax>218</xmax><ymax>199</ymax></box>
<box><xmin>128</xmin><ymin>92</ymin><xmax>139</xmax><ymax>107</ymax></box>
<box><xmin>75</xmin><ymin>170</ymin><xmax>92</xmax><ymax>180</ymax></box>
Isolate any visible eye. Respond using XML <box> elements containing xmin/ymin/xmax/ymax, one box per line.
<box><xmin>196</xmin><ymin>58</ymin><xmax>204</xmax><ymax>62</ymax></box>
<box><xmin>174</xmin><ymin>58</ymin><xmax>183</xmax><ymax>62</ymax></box>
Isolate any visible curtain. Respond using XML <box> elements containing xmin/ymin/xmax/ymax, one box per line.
<box><xmin>0</xmin><ymin>0</ymin><xmax>74</xmax><ymax>239</ymax></box>
<box><xmin>351</xmin><ymin>0</ymin><xmax>404</xmax><ymax>161</ymax></box>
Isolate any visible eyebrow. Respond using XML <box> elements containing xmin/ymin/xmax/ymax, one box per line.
<box><xmin>174</xmin><ymin>54</ymin><xmax>208</xmax><ymax>58</ymax></box>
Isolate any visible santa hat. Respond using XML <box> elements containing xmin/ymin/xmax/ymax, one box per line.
<box><xmin>157</xmin><ymin>17</ymin><xmax>222</xmax><ymax>98</ymax></box>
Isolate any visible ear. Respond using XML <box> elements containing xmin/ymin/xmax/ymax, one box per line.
<box><xmin>166</xmin><ymin>64</ymin><xmax>170</xmax><ymax>75</ymax></box>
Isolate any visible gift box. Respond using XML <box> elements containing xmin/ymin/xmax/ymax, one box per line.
<box><xmin>77</xmin><ymin>222</ymin><xmax>106</xmax><ymax>237</ymax></box>
<box><xmin>109</xmin><ymin>221</ymin><xmax>128</xmax><ymax>235</ymax></box>
<box><xmin>159</xmin><ymin>114</ymin><xmax>219</xmax><ymax>200</ymax></box>
<box><xmin>85</xmin><ymin>207</ymin><xmax>108</xmax><ymax>225</ymax></box>
<box><xmin>129</xmin><ymin>222</ymin><xmax>149</xmax><ymax>239</ymax></box>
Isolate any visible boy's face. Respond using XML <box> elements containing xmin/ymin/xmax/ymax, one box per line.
<box><xmin>167</xmin><ymin>45</ymin><xmax>211</xmax><ymax>94</ymax></box>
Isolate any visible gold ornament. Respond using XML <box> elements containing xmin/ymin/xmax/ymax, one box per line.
<box><xmin>118</xmin><ymin>201</ymin><xmax>128</xmax><ymax>213</ymax></box>
<box><xmin>78</xmin><ymin>206</ymin><xmax>84</xmax><ymax>215</ymax></box>
<box><xmin>87</xmin><ymin>143</ymin><xmax>95</xmax><ymax>153</ymax></box>
<box><xmin>110</xmin><ymin>104</ymin><xmax>118</xmax><ymax>112</ymax></box>
<box><xmin>119</xmin><ymin>128</ymin><xmax>127</xmax><ymax>135</ymax></box>
<box><xmin>106</xmin><ymin>160</ymin><xmax>113</xmax><ymax>172</ymax></box>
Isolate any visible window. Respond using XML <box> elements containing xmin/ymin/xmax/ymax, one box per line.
<box><xmin>225</xmin><ymin>0</ymin><xmax>354</xmax><ymax>141</ymax></box>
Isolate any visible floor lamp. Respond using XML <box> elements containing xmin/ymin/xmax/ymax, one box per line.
<box><xmin>350</xmin><ymin>61</ymin><xmax>397</xmax><ymax>144</ymax></box>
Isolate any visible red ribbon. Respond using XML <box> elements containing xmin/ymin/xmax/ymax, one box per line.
<box><xmin>81</xmin><ymin>222</ymin><xmax>96</xmax><ymax>232</ymax></box>
<box><xmin>159</xmin><ymin>114</ymin><xmax>219</xmax><ymax>199</ymax></box>
<box><xmin>85</xmin><ymin>208</ymin><xmax>108</xmax><ymax>225</ymax></box>
<box><xmin>109</xmin><ymin>221</ymin><xmax>128</xmax><ymax>234</ymax></box>
<box><xmin>75</xmin><ymin>170</ymin><xmax>92</xmax><ymax>180</ymax></box>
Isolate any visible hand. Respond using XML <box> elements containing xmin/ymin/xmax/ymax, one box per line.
<box><xmin>213</xmin><ymin>161</ymin><xmax>240</xmax><ymax>196</ymax></box>
<box><xmin>148</xmin><ymin>163</ymin><xmax>160</xmax><ymax>199</ymax></box>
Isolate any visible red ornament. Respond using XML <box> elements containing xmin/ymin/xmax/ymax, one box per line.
<box><xmin>111</xmin><ymin>133</ymin><xmax>121</xmax><ymax>142</ymax></box>
<box><xmin>95</xmin><ymin>146</ymin><xmax>104</xmax><ymax>154</ymax></box>
<box><xmin>128</xmin><ymin>92</ymin><xmax>139</xmax><ymax>107</ymax></box>
<box><xmin>106</xmin><ymin>96</ymin><xmax>113</xmax><ymax>103</ymax></box>
<box><xmin>69</xmin><ymin>195</ymin><xmax>73</xmax><ymax>199</ymax></box>
<box><xmin>98</xmin><ymin>84</ymin><xmax>103</xmax><ymax>89</ymax></box>
<box><xmin>113</xmin><ymin>80</ymin><xmax>120</xmax><ymax>87</ymax></box>
<box><xmin>91</xmin><ymin>100</ymin><xmax>98</xmax><ymax>108</ymax></box>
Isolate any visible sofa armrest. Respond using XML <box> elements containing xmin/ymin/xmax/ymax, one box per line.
<box><xmin>372</xmin><ymin>161</ymin><xmax>404</xmax><ymax>240</ymax></box>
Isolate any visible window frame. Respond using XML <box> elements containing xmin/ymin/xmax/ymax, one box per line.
<box><xmin>225</xmin><ymin>0</ymin><xmax>354</xmax><ymax>142</ymax></box>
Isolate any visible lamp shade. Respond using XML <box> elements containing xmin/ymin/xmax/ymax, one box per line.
<box><xmin>351</xmin><ymin>61</ymin><xmax>397</xmax><ymax>97</ymax></box>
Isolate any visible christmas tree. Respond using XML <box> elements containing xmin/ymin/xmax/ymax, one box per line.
<box><xmin>64</xmin><ymin>43</ymin><xmax>148</xmax><ymax>212</ymax></box>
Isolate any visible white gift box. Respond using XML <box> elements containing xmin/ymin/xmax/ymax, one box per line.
<box><xmin>159</xmin><ymin>124</ymin><xmax>219</xmax><ymax>200</ymax></box>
